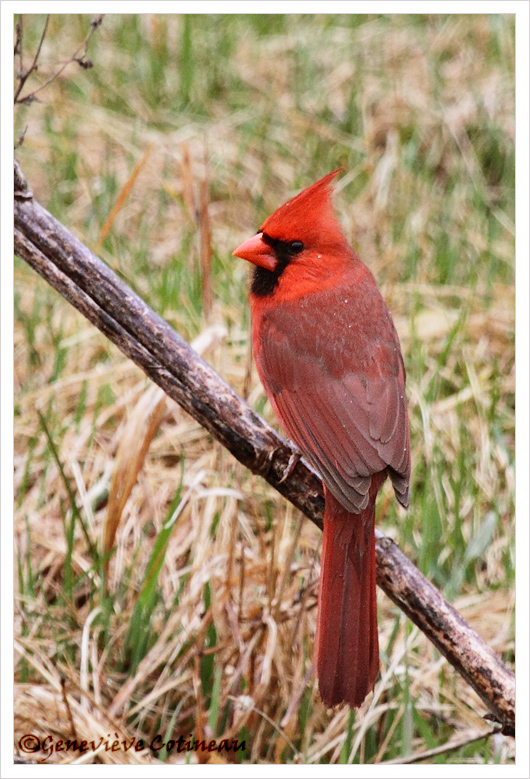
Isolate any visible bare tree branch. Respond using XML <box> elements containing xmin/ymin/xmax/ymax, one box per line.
<box><xmin>13</xmin><ymin>15</ymin><xmax>49</xmax><ymax>104</ymax></box>
<box><xmin>13</xmin><ymin>160</ymin><xmax>515</xmax><ymax>737</ymax></box>
<box><xmin>14</xmin><ymin>15</ymin><xmax>103</xmax><ymax>106</ymax></box>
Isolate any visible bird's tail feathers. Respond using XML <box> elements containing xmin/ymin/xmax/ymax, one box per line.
<box><xmin>314</xmin><ymin>485</ymin><xmax>379</xmax><ymax>708</ymax></box>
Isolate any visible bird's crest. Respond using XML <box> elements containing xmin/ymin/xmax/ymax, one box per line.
<box><xmin>260</xmin><ymin>169</ymin><xmax>345</xmax><ymax>248</ymax></box>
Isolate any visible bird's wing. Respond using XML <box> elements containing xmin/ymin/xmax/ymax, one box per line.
<box><xmin>256</xmin><ymin>290</ymin><xmax>410</xmax><ymax>513</ymax></box>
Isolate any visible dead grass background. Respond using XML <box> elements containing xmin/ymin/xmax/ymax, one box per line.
<box><xmin>14</xmin><ymin>13</ymin><xmax>514</xmax><ymax>765</ymax></box>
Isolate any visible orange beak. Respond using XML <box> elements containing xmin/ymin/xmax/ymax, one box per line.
<box><xmin>232</xmin><ymin>232</ymin><xmax>278</xmax><ymax>272</ymax></box>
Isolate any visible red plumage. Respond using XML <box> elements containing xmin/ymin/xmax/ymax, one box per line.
<box><xmin>233</xmin><ymin>170</ymin><xmax>410</xmax><ymax>708</ymax></box>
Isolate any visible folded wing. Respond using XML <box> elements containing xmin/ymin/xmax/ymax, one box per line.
<box><xmin>256</xmin><ymin>289</ymin><xmax>410</xmax><ymax>513</ymax></box>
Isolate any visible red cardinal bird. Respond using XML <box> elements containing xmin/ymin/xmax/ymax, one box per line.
<box><xmin>233</xmin><ymin>170</ymin><xmax>410</xmax><ymax>709</ymax></box>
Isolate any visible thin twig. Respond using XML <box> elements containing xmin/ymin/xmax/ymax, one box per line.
<box><xmin>13</xmin><ymin>14</ymin><xmax>49</xmax><ymax>104</ymax></box>
<box><xmin>15</xmin><ymin>125</ymin><xmax>28</xmax><ymax>151</ymax></box>
<box><xmin>380</xmin><ymin>727</ymin><xmax>495</xmax><ymax>764</ymax></box>
<box><xmin>14</xmin><ymin>16</ymin><xmax>23</xmax><ymax>63</ymax></box>
<box><xmin>14</xmin><ymin>15</ymin><xmax>103</xmax><ymax>106</ymax></box>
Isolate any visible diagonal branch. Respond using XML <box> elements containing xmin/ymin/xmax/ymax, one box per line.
<box><xmin>13</xmin><ymin>160</ymin><xmax>515</xmax><ymax>736</ymax></box>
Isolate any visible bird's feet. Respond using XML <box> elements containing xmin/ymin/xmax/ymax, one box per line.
<box><xmin>278</xmin><ymin>451</ymin><xmax>301</xmax><ymax>483</ymax></box>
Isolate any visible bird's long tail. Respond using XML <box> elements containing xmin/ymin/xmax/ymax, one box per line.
<box><xmin>314</xmin><ymin>484</ymin><xmax>380</xmax><ymax>709</ymax></box>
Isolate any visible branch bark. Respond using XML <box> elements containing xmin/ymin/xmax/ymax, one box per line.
<box><xmin>14</xmin><ymin>160</ymin><xmax>515</xmax><ymax>736</ymax></box>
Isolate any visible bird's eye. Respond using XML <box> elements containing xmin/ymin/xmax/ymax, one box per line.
<box><xmin>289</xmin><ymin>241</ymin><xmax>304</xmax><ymax>254</ymax></box>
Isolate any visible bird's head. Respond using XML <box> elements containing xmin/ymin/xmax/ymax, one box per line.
<box><xmin>233</xmin><ymin>169</ymin><xmax>355</xmax><ymax>299</ymax></box>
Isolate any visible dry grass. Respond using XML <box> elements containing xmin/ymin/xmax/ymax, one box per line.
<box><xmin>14</xmin><ymin>13</ymin><xmax>514</xmax><ymax>764</ymax></box>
